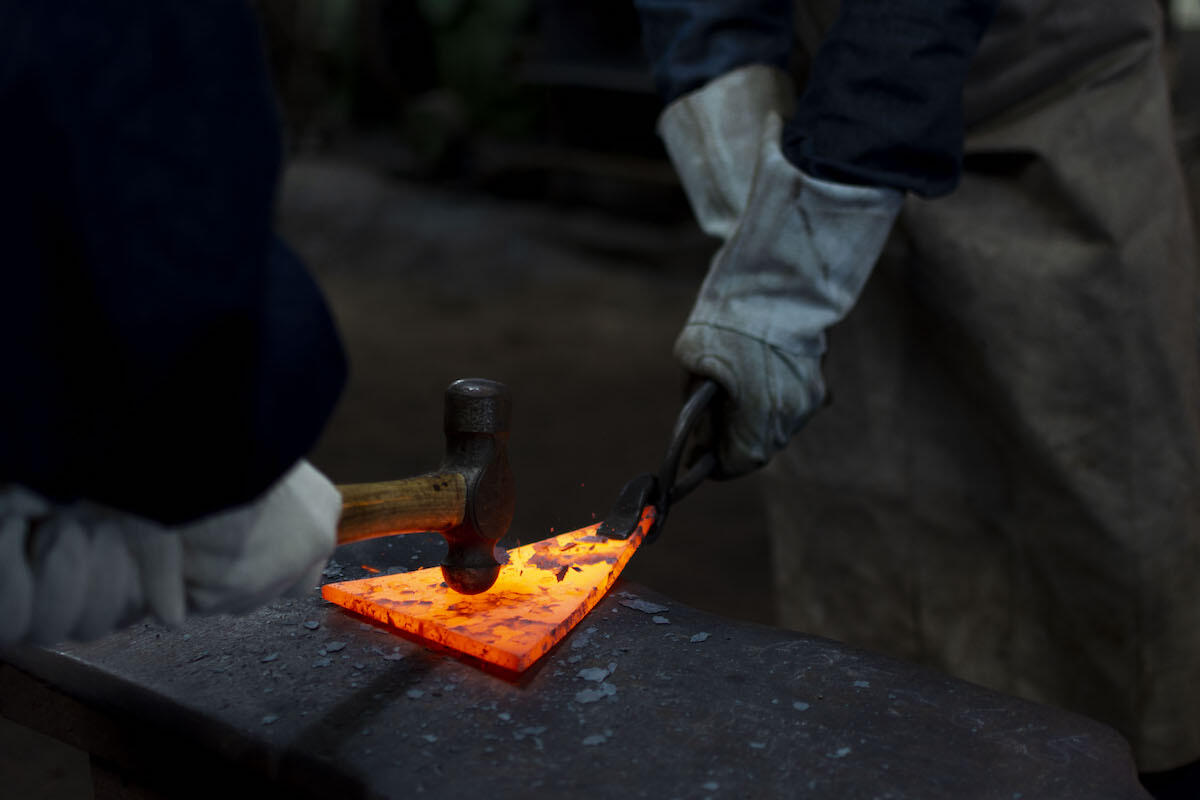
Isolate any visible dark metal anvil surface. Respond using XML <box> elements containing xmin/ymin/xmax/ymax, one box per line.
<box><xmin>1</xmin><ymin>535</ymin><xmax>1148</xmax><ymax>799</ymax></box>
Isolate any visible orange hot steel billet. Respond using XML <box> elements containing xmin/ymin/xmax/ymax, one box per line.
<box><xmin>321</xmin><ymin>507</ymin><xmax>656</xmax><ymax>673</ymax></box>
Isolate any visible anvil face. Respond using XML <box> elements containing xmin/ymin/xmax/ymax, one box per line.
<box><xmin>321</xmin><ymin>508</ymin><xmax>655</xmax><ymax>672</ymax></box>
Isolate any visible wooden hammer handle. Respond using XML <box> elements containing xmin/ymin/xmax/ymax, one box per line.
<box><xmin>336</xmin><ymin>473</ymin><xmax>467</xmax><ymax>546</ymax></box>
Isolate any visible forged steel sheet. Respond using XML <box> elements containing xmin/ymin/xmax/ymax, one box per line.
<box><xmin>322</xmin><ymin>508</ymin><xmax>654</xmax><ymax>672</ymax></box>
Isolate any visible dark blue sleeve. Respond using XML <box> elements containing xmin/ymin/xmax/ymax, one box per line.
<box><xmin>783</xmin><ymin>0</ymin><xmax>999</xmax><ymax>196</ymax></box>
<box><xmin>0</xmin><ymin>0</ymin><xmax>347</xmax><ymax>524</ymax></box>
<box><xmin>634</xmin><ymin>0</ymin><xmax>794</xmax><ymax>103</ymax></box>
<box><xmin>634</xmin><ymin>0</ymin><xmax>999</xmax><ymax>198</ymax></box>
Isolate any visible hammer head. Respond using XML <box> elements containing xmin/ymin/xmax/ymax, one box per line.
<box><xmin>438</xmin><ymin>379</ymin><xmax>514</xmax><ymax>594</ymax></box>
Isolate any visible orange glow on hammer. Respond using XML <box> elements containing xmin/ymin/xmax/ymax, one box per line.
<box><xmin>322</xmin><ymin>507</ymin><xmax>654</xmax><ymax>672</ymax></box>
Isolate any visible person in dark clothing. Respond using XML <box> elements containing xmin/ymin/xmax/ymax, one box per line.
<box><xmin>636</xmin><ymin>0</ymin><xmax>1200</xmax><ymax>786</ymax></box>
<box><xmin>0</xmin><ymin>0</ymin><xmax>347</xmax><ymax>644</ymax></box>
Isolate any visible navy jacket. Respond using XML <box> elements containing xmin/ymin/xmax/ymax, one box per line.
<box><xmin>635</xmin><ymin>0</ymin><xmax>1000</xmax><ymax>197</ymax></box>
<box><xmin>0</xmin><ymin>1</ymin><xmax>346</xmax><ymax>524</ymax></box>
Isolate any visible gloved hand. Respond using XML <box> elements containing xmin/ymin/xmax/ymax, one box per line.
<box><xmin>660</xmin><ymin>67</ymin><xmax>903</xmax><ymax>477</ymax></box>
<box><xmin>0</xmin><ymin>460</ymin><xmax>340</xmax><ymax>646</ymax></box>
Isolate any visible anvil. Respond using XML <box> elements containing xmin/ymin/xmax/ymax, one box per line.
<box><xmin>0</xmin><ymin>534</ymin><xmax>1149</xmax><ymax>800</ymax></box>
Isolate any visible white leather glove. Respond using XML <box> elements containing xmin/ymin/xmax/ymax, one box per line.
<box><xmin>0</xmin><ymin>460</ymin><xmax>340</xmax><ymax>646</ymax></box>
<box><xmin>177</xmin><ymin>460</ymin><xmax>340</xmax><ymax>615</ymax></box>
<box><xmin>661</xmin><ymin>67</ymin><xmax>903</xmax><ymax>476</ymax></box>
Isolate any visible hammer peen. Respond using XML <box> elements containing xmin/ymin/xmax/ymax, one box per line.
<box><xmin>335</xmin><ymin>378</ymin><xmax>514</xmax><ymax>595</ymax></box>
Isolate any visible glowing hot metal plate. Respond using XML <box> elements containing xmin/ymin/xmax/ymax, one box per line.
<box><xmin>322</xmin><ymin>507</ymin><xmax>655</xmax><ymax>673</ymax></box>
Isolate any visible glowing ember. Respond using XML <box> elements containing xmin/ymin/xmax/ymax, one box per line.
<box><xmin>322</xmin><ymin>507</ymin><xmax>655</xmax><ymax>672</ymax></box>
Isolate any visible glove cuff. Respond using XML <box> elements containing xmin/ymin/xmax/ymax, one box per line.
<box><xmin>658</xmin><ymin>64</ymin><xmax>796</xmax><ymax>239</ymax></box>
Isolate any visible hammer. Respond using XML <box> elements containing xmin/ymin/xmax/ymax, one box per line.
<box><xmin>335</xmin><ymin>378</ymin><xmax>514</xmax><ymax>595</ymax></box>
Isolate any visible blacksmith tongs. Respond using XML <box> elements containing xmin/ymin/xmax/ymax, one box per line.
<box><xmin>598</xmin><ymin>379</ymin><xmax>720</xmax><ymax>543</ymax></box>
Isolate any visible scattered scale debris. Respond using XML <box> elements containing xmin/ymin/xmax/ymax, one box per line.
<box><xmin>513</xmin><ymin>726</ymin><xmax>547</xmax><ymax>741</ymax></box>
<box><xmin>375</xmin><ymin>646</ymin><xmax>406</xmax><ymax>662</ymax></box>
<box><xmin>575</xmin><ymin>683</ymin><xmax>618</xmax><ymax>704</ymax></box>
<box><xmin>618</xmin><ymin>596</ymin><xmax>670</xmax><ymax>615</ymax></box>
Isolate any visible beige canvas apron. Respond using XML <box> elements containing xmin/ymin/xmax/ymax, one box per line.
<box><xmin>768</xmin><ymin>0</ymin><xmax>1200</xmax><ymax>770</ymax></box>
